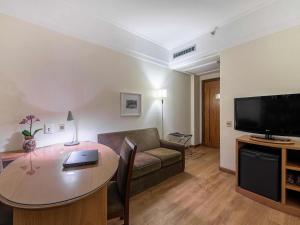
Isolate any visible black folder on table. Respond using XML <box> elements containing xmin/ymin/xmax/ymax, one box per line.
<box><xmin>63</xmin><ymin>150</ymin><xmax>99</xmax><ymax>168</ymax></box>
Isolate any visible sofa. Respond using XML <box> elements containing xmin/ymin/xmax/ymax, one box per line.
<box><xmin>98</xmin><ymin>128</ymin><xmax>185</xmax><ymax>195</ymax></box>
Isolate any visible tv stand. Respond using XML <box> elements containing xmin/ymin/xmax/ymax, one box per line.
<box><xmin>250</xmin><ymin>135</ymin><xmax>295</xmax><ymax>145</ymax></box>
<box><xmin>236</xmin><ymin>135</ymin><xmax>300</xmax><ymax>217</ymax></box>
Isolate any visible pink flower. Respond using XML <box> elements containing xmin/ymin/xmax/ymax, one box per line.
<box><xmin>26</xmin><ymin>115</ymin><xmax>35</xmax><ymax>120</ymax></box>
<box><xmin>19</xmin><ymin>115</ymin><xmax>40</xmax><ymax>125</ymax></box>
<box><xmin>19</xmin><ymin>118</ymin><xmax>28</xmax><ymax>124</ymax></box>
<box><xmin>19</xmin><ymin>114</ymin><xmax>42</xmax><ymax>138</ymax></box>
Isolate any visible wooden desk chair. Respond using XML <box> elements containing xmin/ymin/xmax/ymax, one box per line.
<box><xmin>0</xmin><ymin>157</ymin><xmax>13</xmax><ymax>225</ymax></box>
<box><xmin>107</xmin><ymin>137</ymin><xmax>137</xmax><ymax>225</ymax></box>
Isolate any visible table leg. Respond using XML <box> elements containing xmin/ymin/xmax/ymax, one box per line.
<box><xmin>14</xmin><ymin>185</ymin><xmax>107</xmax><ymax>225</ymax></box>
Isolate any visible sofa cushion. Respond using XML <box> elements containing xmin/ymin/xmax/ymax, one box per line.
<box><xmin>132</xmin><ymin>152</ymin><xmax>161</xmax><ymax>179</ymax></box>
<box><xmin>144</xmin><ymin>148</ymin><xmax>182</xmax><ymax>167</ymax></box>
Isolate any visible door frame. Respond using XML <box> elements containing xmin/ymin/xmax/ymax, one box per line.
<box><xmin>202</xmin><ymin>77</ymin><xmax>220</xmax><ymax>147</ymax></box>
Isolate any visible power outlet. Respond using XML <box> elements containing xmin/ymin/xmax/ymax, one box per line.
<box><xmin>44</xmin><ymin>124</ymin><xmax>55</xmax><ymax>134</ymax></box>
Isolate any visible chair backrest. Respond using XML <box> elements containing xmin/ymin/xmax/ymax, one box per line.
<box><xmin>116</xmin><ymin>137</ymin><xmax>137</xmax><ymax>203</ymax></box>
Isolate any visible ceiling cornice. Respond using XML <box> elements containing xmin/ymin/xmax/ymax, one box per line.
<box><xmin>0</xmin><ymin>1</ymin><xmax>170</xmax><ymax>68</ymax></box>
<box><xmin>58</xmin><ymin>0</ymin><xmax>169</xmax><ymax>50</ymax></box>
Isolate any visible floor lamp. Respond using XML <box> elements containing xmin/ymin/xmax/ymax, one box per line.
<box><xmin>156</xmin><ymin>89</ymin><xmax>167</xmax><ymax>138</ymax></box>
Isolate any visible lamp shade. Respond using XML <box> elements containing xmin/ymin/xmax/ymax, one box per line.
<box><xmin>67</xmin><ymin>111</ymin><xmax>74</xmax><ymax>121</ymax></box>
<box><xmin>155</xmin><ymin>89</ymin><xmax>167</xmax><ymax>98</ymax></box>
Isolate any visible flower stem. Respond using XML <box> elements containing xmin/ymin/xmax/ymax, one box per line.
<box><xmin>29</xmin><ymin>118</ymin><xmax>32</xmax><ymax>136</ymax></box>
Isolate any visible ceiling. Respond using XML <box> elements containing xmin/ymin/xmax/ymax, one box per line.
<box><xmin>66</xmin><ymin>0</ymin><xmax>269</xmax><ymax>49</ymax></box>
<box><xmin>0</xmin><ymin>0</ymin><xmax>274</xmax><ymax>50</ymax></box>
<box><xmin>59</xmin><ymin>0</ymin><xmax>273</xmax><ymax>50</ymax></box>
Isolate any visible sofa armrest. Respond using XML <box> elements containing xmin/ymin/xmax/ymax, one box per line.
<box><xmin>160</xmin><ymin>139</ymin><xmax>186</xmax><ymax>171</ymax></box>
<box><xmin>160</xmin><ymin>139</ymin><xmax>185</xmax><ymax>153</ymax></box>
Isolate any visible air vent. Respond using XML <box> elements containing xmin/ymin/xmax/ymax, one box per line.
<box><xmin>173</xmin><ymin>45</ymin><xmax>196</xmax><ymax>59</ymax></box>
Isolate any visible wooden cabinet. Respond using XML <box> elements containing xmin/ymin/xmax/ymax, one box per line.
<box><xmin>236</xmin><ymin>135</ymin><xmax>300</xmax><ymax>217</ymax></box>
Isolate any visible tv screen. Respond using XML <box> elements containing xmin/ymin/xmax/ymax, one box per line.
<box><xmin>234</xmin><ymin>94</ymin><xmax>300</xmax><ymax>137</ymax></box>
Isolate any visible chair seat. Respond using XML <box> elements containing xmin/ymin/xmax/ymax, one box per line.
<box><xmin>145</xmin><ymin>148</ymin><xmax>182</xmax><ymax>167</ymax></box>
<box><xmin>132</xmin><ymin>152</ymin><xmax>161</xmax><ymax>179</ymax></box>
<box><xmin>107</xmin><ymin>181</ymin><xmax>124</xmax><ymax>217</ymax></box>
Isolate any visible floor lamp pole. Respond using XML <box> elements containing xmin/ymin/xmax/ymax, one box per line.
<box><xmin>161</xmin><ymin>99</ymin><xmax>164</xmax><ymax>139</ymax></box>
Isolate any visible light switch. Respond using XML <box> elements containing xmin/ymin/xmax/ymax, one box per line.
<box><xmin>44</xmin><ymin>124</ymin><xmax>55</xmax><ymax>134</ymax></box>
<box><xmin>58</xmin><ymin>124</ymin><xmax>65</xmax><ymax>132</ymax></box>
<box><xmin>226</xmin><ymin>121</ymin><xmax>232</xmax><ymax>127</ymax></box>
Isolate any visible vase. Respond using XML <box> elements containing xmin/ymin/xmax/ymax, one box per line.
<box><xmin>23</xmin><ymin>137</ymin><xmax>36</xmax><ymax>152</ymax></box>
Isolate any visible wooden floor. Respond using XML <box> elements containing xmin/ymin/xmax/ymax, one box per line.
<box><xmin>108</xmin><ymin>146</ymin><xmax>300</xmax><ymax>225</ymax></box>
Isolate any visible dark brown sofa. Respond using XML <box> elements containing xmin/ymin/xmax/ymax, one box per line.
<box><xmin>98</xmin><ymin>128</ymin><xmax>185</xmax><ymax>195</ymax></box>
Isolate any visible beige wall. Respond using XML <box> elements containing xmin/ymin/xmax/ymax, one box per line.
<box><xmin>0</xmin><ymin>14</ymin><xmax>191</xmax><ymax>152</ymax></box>
<box><xmin>220</xmin><ymin>25</ymin><xmax>300</xmax><ymax>171</ymax></box>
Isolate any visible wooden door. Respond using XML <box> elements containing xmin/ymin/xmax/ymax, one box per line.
<box><xmin>203</xmin><ymin>79</ymin><xmax>220</xmax><ymax>148</ymax></box>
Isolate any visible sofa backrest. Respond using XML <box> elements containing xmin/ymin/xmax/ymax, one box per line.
<box><xmin>98</xmin><ymin>128</ymin><xmax>160</xmax><ymax>154</ymax></box>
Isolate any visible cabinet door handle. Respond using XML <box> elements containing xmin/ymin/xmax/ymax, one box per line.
<box><xmin>260</xmin><ymin>156</ymin><xmax>277</xmax><ymax>161</ymax></box>
<box><xmin>241</xmin><ymin>152</ymin><xmax>257</xmax><ymax>158</ymax></box>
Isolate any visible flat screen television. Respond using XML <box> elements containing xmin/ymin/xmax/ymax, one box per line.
<box><xmin>234</xmin><ymin>93</ymin><xmax>300</xmax><ymax>138</ymax></box>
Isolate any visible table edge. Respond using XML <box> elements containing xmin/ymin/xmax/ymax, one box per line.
<box><xmin>0</xmin><ymin>171</ymin><xmax>114</xmax><ymax>209</ymax></box>
<box><xmin>0</xmin><ymin>142</ymin><xmax>118</xmax><ymax>209</ymax></box>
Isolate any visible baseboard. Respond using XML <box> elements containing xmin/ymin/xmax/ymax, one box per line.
<box><xmin>219</xmin><ymin>166</ymin><xmax>236</xmax><ymax>175</ymax></box>
<box><xmin>191</xmin><ymin>144</ymin><xmax>201</xmax><ymax>148</ymax></box>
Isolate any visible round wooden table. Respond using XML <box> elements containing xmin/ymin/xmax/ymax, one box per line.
<box><xmin>0</xmin><ymin>142</ymin><xmax>119</xmax><ymax>225</ymax></box>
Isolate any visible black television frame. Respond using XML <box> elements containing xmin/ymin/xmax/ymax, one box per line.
<box><xmin>234</xmin><ymin>93</ymin><xmax>300</xmax><ymax>139</ymax></box>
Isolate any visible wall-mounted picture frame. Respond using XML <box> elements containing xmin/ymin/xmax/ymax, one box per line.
<box><xmin>120</xmin><ymin>92</ymin><xmax>142</xmax><ymax>116</ymax></box>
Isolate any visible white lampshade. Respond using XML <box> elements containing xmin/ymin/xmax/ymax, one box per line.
<box><xmin>154</xmin><ymin>89</ymin><xmax>167</xmax><ymax>98</ymax></box>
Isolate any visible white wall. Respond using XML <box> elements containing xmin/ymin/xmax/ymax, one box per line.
<box><xmin>220</xmin><ymin>25</ymin><xmax>300</xmax><ymax>171</ymax></box>
<box><xmin>0</xmin><ymin>14</ymin><xmax>191</xmax><ymax>152</ymax></box>
<box><xmin>190</xmin><ymin>76</ymin><xmax>196</xmax><ymax>145</ymax></box>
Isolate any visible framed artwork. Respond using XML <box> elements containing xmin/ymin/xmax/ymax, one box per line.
<box><xmin>120</xmin><ymin>92</ymin><xmax>142</xmax><ymax>116</ymax></box>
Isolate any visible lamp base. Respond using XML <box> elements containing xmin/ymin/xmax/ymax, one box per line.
<box><xmin>64</xmin><ymin>141</ymin><xmax>80</xmax><ymax>146</ymax></box>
